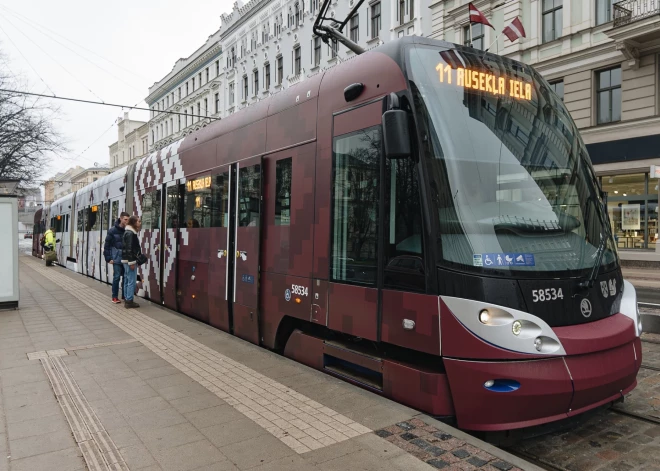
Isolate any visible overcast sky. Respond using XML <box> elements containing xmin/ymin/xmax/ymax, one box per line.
<box><xmin>0</xmin><ymin>0</ymin><xmax>233</xmax><ymax>185</ymax></box>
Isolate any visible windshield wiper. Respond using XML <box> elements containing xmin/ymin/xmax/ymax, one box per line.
<box><xmin>492</xmin><ymin>214</ymin><xmax>580</xmax><ymax>234</ymax></box>
<box><xmin>578</xmin><ymin>232</ymin><xmax>605</xmax><ymax>289</ymax></box>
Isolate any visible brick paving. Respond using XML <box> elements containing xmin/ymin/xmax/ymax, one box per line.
<box><xmin>0</xmin><ymin>256</ymin><xmax>536</xmax><ymax>471</ymax></box>
<box><xmin>374</xmin><ymin>419</ymin><xmax>522</xmax><ymax>471</ymax></box>
<box><xmin>511</xmin><ymin>330</ymin><xmax>660</xmax><ymax>471</ymax></box>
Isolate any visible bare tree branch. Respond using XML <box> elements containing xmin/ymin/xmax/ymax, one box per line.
<box><xmin>0</xmin><ymin>53</ymin><xmax>67</xmax><ymax>189</ymax></box>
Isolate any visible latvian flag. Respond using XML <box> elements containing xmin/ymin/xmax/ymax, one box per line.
<box><xmin>468</xmin><ymin>3</ymin><xmax>494</xmax><ymax>29</ymax></box>
<box><xmin>503</xmin><ymin>17</ymin><xmax>526</xmax><ymax>42</ymax></box>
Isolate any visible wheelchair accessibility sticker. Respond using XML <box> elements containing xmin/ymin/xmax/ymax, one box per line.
<box><xmin>473</xmin><ymin>253</ymin><xmax>535</xmax><ymax>268</ymax></box>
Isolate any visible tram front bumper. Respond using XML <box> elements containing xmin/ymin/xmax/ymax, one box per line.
<box><xmin>444</xmin><ymin>337</ymin><xmax>641</xmax><ymax>431</ymax></box>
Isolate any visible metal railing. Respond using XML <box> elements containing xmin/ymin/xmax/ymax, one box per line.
<box><xmin>614</xmin><ymin>0</ymin><xmax>660</xmax><ymax>26</ymax></box>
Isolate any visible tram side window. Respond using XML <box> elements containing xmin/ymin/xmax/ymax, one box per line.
<box><xmin>153</xmin><ymin>190</ymin><xmax>161</xmax><ymax>230</ymax></box>
<box><xmin>54</xmin><ymin>216</ymin><xmax>63</xmax><ymax>233</ymax></box>
<box><xmin>183</xmin><ymin>176</ymin><xmax>212</xmax><ymax>228</ymax></box>
<box><xmin>141</xmin><ymin>193</ymin><xmax>153</xmax><ymax>230</ymax></box>
<box><xmin>331</xmin><ymin>126</ymin><xmax>381</xmax><ymax>286</ymax></box>
<box><xmin>166</xmin><ymin>186</ymin><xmax>180</xmax><ymax>228</ymax></box>
<box><xmin>239</xmin><ymin>166</ymin><xmax>261</xmax><ymax>227</ymax></box>
<box><xmin>384</xmin><ymin>158</ymin><xmax>426</xmax><ymax>292</ymax></box>
<box><xmin>210</xmin><ymin>173</ymin><xmax>229</xmax><ymax>228</ymax></box>
<box><xmin>87</xmin><ymin>207</ymin><xmax>99</xmax><ymax>231</ymax></box>
<box><xmin>275</xmin><ymin>158</ymin><xmax>292</xmax><ymax>226</ymax></box>
<box><xmin>77</xmin><ymin>210</ymin><xmax>84</xmax><ymax>232</ymax></box>
<box><xmin>111</xmin><ymin>201</ymin><xmax>119</xmax><ymax>223</ymax></box>
<box><xmin>65</xmin><ymin>214</ymin><xmax>69</xmax><ymax>232</ymax></box>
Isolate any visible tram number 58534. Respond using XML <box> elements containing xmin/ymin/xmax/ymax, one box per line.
<box><xmin>532</xmin><ymin>288</ymin><xmax>564</xmax><ymax>303</ymax></box>
<box><xmin>292</xmin><ymin>284</ymin><xmax>308</xmax><ymax>297</ymax></box>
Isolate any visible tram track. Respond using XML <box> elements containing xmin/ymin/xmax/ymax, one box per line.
<box><xmin>503</xmin><ymin>447</ymin><xmax>570</xmax><ymax>471</ymax></box>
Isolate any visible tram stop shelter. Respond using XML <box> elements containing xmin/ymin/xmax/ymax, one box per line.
<box><xmin>0</xmin><ymin>179</ymin><xmax>20</xmax><ymax>310</ymax></box>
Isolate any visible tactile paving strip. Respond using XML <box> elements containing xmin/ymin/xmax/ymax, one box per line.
<box><xmin>40</xmin><ymin>355</ymin><xmax>128</xmax><ymax>471</ymax></box>
<box><xmin>24</xmin><ymin>259</ymin><xmax>371</xmax><ymax>454</ymax></box>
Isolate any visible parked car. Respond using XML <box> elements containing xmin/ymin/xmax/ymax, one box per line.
<box><xmin>24</xmin><ymin>232</ymin><xmax>32</xmax><ymax>239</ymax></box>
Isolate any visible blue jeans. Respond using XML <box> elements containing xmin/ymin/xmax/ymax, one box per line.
<box><xmin>111</xmin><ymin>263</ymin><xmax>124</xmax><ymax>299</ymax></box>
<box><xmin>123</xmin><ymin>263</ymin><xmax>137</xmax><ymax>302</ymax></box>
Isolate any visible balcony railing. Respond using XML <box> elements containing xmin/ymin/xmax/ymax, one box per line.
<box><xmin>614</xmin><ymin>0</ymin><xmax>660</xmax><ymax>26</ymax></box>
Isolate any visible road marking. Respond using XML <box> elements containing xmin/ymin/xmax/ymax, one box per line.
<box><xmin>23</xmin><ymin>258</ymin><xmax>372</xmax><ymax>454</ymax></box>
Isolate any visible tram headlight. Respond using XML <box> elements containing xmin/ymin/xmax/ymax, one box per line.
<box><xmin>512</xmin><ymin>320</ymin><xmax>522</xmax><ymax>336</ymax></box>
<box><xmin>534</xmin><ymin>337</ymin><xmax>543</xmax><ymax>352</ymax></box>
<box><xmin>479</xmin><ymin>309</ymin><xmax>490</xmax><ymax>324</ymax></box>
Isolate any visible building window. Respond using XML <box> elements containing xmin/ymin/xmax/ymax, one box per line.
<box><xmin>596</xmin><ymin>0</ymin><xmax>613</xmax><ymax>24</ymax></box>
<box><xmin>184</xmin><ymin>110</ymin><xmax>188</xmax><ymax>127</ymax></box>
<box><xmin>206</xmin><ymin>68</ymin><xmax>209</xmax><ymax>83</ymax></box>
<box><xmin>410</xmin><ymin>0</ymin><xmax>414</xmax><ymax>20</ymax></box>
<box><xmin>463</xmin><ymin>24</ymin><xmax>484</xmax><ymax>50</ymax></box>
<box><xmin>314</xmin><ymin>37</ymin><xmax>321</xmax><ymax>66</ymax></box>
<box><xmin>198</xmin><ymin>72</ymin><xmax>202</xmax><ymax>86</ymax></box>
<box><xmin>399</xmin><ymin>0</ymin><xmax>405</xmax><ymax>25</ymax></box>
<box><xmin>295</xmin><ymin>2</ymin><xmax>300</xmax><ymax>27</ymax></box>
<box><xmin>229</xmin><ymin>82</ymin><xmax>235</xmax><ymax>105</ymax></box>
<box><xmin>190</xmin><ymin>107</ymin><xmax>194</xmax><ymax>122</ymax></box>
<box><xmin>275</xmin><ymin>158</ymin><xmax>292</xmax><ymax>226</ymax></box>
<box><xmin>166</xmin><ymin>96</ymin><xmax>169</xmax><ymax>108</ymax></box>
<box><xmin>330</xmin><ymin>40</ymin><xmax>337</xmax><ymax>58</ymax></box>
<box><xmin>216</xmin><ymin>60</ymin><xmax>220</xmax><ymax>76</ymax></box>
<box><xmin>197</xmin><ymin>102</ymin><xmax>201</xmax><ymax>119</ymax></box>
<box><xmin>186</xmin><ymin>82</ymin><xmax>189</xmax><ymax>95</ymax></box>
<box><xmin>350</xmin><ymin>14</ymin><xmax>359</xmax><ymax>42</ymax></box>
<box><xmin>602</xmin><ymin>173</ymin><xmax>659</xmax><ymax>250</ymax></box>
<box><xmin>331</xmin><ymin>126</ymin><xmax>382</xmax><ymax>285</ymax></box>
<box><xmin>243</xmin><ymin>75</ymin><xmax>248</xmax><ymax>100</ymax></box>
<box><xmin>263</xmin><ymin>24</ymin><xmax>269</xmax><ymax>44</ymax></box>
<box><xmin>192</xmin><ymin>78</ymin><xmax>195</xmax><ymax>91</ymax></box>
<box><xmin>265</xmin><ymin>62</ymin><xmax>271</xmax><ymax>89</ymax></box>
<box><xmin>597</xmin><ymin>67</ymin><xmax>621</xmax><ymax>124</ymax></box>
<box><xmin>294</xmin><ymin>46</ymin><xmax>301</xmax><ymax>75</ymax></box>
<box><xmin>253</xmin><ymin>69</ymin><xmax>259</xmax><ymax>95</ymax></box>
<box><xmin>215</xmin><ymin>93</ymin><xmax>219</xmax><ymax>113</ymax></box>
<box><xmin>178</xmin><ymin>115</ymin><xmax>180</xmax><ymax>131</ymax></box>
<box><xmin>204</xmin><ymin>98</ymin><xmax>208</xmax><ymax>116</ymax></box>
<box><xmin>277</xmin><ymin>56</ymin><xmax>283</xmax><ymax>85</ymax></box>
<box><xmin>371</xmin><ymin>2</ymin><xmax>381</xmax><ymax>38</ymax></box>
<box><xmin>542</xmin><ymin>0</ymin><xmax>563</xmax><ymax>43</ymax></box>
<box><xmin>549</xmin><ymin>80</ymin><xmax>564</xmax><ymax>101</ymax></box>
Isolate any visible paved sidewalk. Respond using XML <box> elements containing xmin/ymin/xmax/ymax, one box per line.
<box><xmin>0</xmin><ymin>256</ymin><xmax>539</xmax><ymax>471</ymax></box>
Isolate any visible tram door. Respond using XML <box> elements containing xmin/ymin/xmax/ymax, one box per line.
<box><xmin>207</xmin><ymin>165</ymin><xmax>232</xmax><ymax>332</ymax></box>
<box><xmin>161</xmin><ymin>181</ymin><xmax>180</xmax><ymax>311</ymax></box>
<box><xmin>229</xmin><ymin>157</ymin><xmax>262</xmax><ymax>344</ymax></box>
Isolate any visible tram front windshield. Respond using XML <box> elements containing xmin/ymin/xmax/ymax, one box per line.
<box><xmin>407</xmin><ymin>45</ymin><xmax>618</xmax><ymax>277</ymax></box>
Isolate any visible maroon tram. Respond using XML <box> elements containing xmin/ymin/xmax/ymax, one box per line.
<box><xmin>35</xmin><ymin>35</ymin><xmax>642</xmax><ymax>432</ymax></box>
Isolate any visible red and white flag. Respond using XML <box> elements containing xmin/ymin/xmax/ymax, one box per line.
<box><xmin>502</xmin><ymin>17</ymin><xmax>526</xmax><ymax>42</ymax></box>
<box><xmin>468</xmin><ymin>3</ymin><xmax>494</xmax><ymax>29</ymax></box>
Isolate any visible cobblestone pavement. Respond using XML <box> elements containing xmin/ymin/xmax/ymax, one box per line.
<box><xmin>0</xmin><ymin>257</ymin><xmax>536</xmax><ymax>471</ymax></box>
<box><xmin>510</xmin><ymin>316</ymin><xmax>660</xmax><ymax>471</ymax></box>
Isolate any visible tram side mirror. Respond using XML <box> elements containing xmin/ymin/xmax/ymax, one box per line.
<box><xmin>382</xmin><ymin>110</ymin><xmax>411</xmax><ymax>159</ymax></box>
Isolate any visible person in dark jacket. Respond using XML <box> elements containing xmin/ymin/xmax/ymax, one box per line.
<box><xmin>103</xmin><ymin>212</ymin><xmax>129</xmax><ymax>304</ymax></box>
<box><xmin>121</xmin><ymin>215</ymin><xmax>146</xmax><ymax>309</ymax></box>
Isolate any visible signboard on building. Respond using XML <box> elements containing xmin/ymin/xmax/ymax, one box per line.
<box><xmin>651</xmin><ymin>165</ymin><xmax>660</xmax><ymax>179</ymax></box>
<box><xmin>622</xmin><ymin>204</ymin><xmax>641</xmax><ymax>230</ymax></box>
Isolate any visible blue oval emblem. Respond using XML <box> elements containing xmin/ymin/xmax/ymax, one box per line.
<box><xmin>284</xmin><ymin>289</ymin><xmax>291</xmax><ymax>302</ymax></box>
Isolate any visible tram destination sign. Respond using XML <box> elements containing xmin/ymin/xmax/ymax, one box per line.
<box><xmin>186</xmin><ymin>176</ymin><xmax>212</xmax><ymax>192</ymax></box>
<box><xmin>435</xmin><ymin>63</ymin><xmax>532</xmax><ymax>101</ymax></box>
